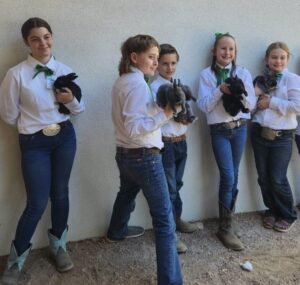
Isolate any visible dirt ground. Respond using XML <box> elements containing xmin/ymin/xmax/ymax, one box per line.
<box><xmin>1</xmin><ymin>210</ymin><xmax>300</xmax><ymax>285</ymax></box>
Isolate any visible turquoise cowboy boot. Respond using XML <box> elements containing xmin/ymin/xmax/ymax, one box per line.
<box><xmin>1</xmin><ymin>242</ymin><xmax>31</xmax><ymax>285</ymax></box>
<box><xmin>48</xmin><ymin>228</ymin><xmax>74</xmax><ymax>272</ymax></box>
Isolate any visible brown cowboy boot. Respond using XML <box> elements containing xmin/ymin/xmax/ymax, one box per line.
<box><xmin>216</xmin><ymin>202</ymin><xmax>244</xmax><ymax>251</ymax></box>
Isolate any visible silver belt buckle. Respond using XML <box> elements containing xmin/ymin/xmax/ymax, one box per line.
<box><xmin>42</xmin><ymin>124</ymin><xmax>61</xmax><ymax>136</ymax></box>
<box><xmin>224</xmin><ymin>121</ymin><xmax>235</xmax><ymax>129</ymax></box>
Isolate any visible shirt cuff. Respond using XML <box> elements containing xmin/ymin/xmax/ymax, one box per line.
<box><xmin>269</xmin><ymin>97</ymin><xmax>279</xmax><ymax>110</ymax></box>
<box><xmin>64</xmin><ymin>97</ymin><xmax>81</xmax><ymax>109</ymax></box>
<box><xmin>213</xmin><ymin>87</ymin><xmax>223</xmax><ymax>100</ymax></box>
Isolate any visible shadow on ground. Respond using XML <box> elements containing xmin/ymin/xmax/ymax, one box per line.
<box><xmin>1</xmin><ymin>211</ymin><xmax>300</xmax><ymax>285</ymax></box>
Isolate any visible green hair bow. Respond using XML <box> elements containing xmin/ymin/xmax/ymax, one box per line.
<box><xmin>215</xmin><ymin>32</ymin><xmax>231</xmax><ymax>39</ymax></box>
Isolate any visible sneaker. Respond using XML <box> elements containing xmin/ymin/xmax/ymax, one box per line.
<box><xmin>273</xmin><ymin>219</ymin><xmax>296</xmax><ymax>233</ymax></box>
<box><xmin>176</xmin><ymin>238</ymin><xmax>187</xmax><ymax>254</ymax></box>
<box><xmin>262</xmin><ymin>214</ymin><xmax>276</xmax><ymax>229</ymax></box>
<box><xmin>105</xmin><ymin>226</ymin><xmax>145</xmax><ymax>243</ymax></box>
<box><xmin>176</xmin><ymin>218</ymin><xmax>198</xmax><ymax>233</ymax></box>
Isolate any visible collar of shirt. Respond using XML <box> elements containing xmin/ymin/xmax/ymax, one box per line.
<box><xmin>129</xmin><ymin>66</ymin><xmax>144</xmax><ymax>78</ymax></box>
<box><xmin>156</xmin><ymin>73</ymin><xmax>171</xmax><ymax>84</ymax></box>
<box><xmin>281</xmin><ymin>68</ymin><xmax>288</xmax><ymax>77</ymax></box>
<box><xmin>216</xmin><ymin>62</ymin><xmax>232</xmax><ymax>70</ymax></box>
<box><xmin>27</xmin><ymin>54</ymin><xmax>56</xmax><ymax>75</ymax></box>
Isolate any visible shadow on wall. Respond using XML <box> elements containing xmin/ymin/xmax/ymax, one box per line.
<box><xmin>0</xmin><ymin>121</ymin><xmax>26</xmax><ymax>248</ymax></box>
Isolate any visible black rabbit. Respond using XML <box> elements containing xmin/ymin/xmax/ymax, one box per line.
<box><xmin>222</xmin><ymin>75</ymin><xmax>249</xmax><ymax>116</ymax></box>
<box><xmin>53</xmin><ymin>73</ymin><xmax>82</xmax><ymax>114</ymax></box>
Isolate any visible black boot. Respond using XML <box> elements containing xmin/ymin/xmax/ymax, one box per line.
<box><xmin>217</xmin><ymin>202</ymin><xmax>244</xmax><ymax>251</ymax></box>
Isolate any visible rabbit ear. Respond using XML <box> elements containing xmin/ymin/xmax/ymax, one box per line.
<box><xmin>67</xmin><ymin>72</ymin><xmax>78</xmax><ymax>80</ymax></box>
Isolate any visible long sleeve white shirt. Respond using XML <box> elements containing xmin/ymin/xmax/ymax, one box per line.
<box><xmin>197</xmin><ymin>65</ymin><xmax>256</xmax><ymax>125</ymax></box>
<box><xmin>296</xmin><ymin>117</ymin><xmax>300</xmax><ymax>135</ymax></box>
<box><xmin>111</xmin><ymin>67</ymin><xmax>170</xmax><ymax>149</ymax></box>
<box><xmin>151</xmin><ymin>74</ymin><xmax>187</xmax><ymax>137</ymax></box>
<box><xmin>252</xmin><ymin>68</ymin><xmax>300</xmax><ymax>130</ymax></box>
<box><xmin>0</xmin><ymin>55</ymin><xmax>85</xmax><ymax>134</ymax></box>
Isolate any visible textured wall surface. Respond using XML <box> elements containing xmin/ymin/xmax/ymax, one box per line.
<box><xmin>1</xmin><ymin>0</ymin><xmax>300</xmax><ymax>255</ymax></box>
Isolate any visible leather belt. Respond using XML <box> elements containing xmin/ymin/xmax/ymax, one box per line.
<box><xmin>41</xmin><ymin>120</ymin><xmax>71</xmax><ymax>136</ymax></box>
<box><xmin>116</xmin><ymin>147</ymin><xmax>161</xmax><ymax>155</ymax></box>
<box><xmin>252</xmin><ymin>123</ymin><xmax>294</xmax><ymax>138</ymax></box>
<box><xmin>162</xmin><ymin>134</ymin><xmax>186</xmax><ymax>143</ymax></box>
<box><xmin>22</xmin><ymin>120</ymin><xmax>71</xmax><ymax>137</ymax></box>
<box><xmin>210</xmin><ymin>118</ymin><xmax>247</xmax><ymax>130</ymax></box>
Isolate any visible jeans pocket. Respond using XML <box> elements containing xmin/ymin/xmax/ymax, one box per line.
<box><xmin>19</xmin><ymin>134</ymin><xmax>36</xmax><ymax>145</ymax></box>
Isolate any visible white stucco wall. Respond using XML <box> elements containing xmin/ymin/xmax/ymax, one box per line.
<box><xmin>1</xmin><ymin>0</ymin><xmax>300</xmax><ymax>255</ymax></box>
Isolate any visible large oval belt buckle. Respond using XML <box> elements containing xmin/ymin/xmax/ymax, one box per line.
<box><xmin>42</xmin><ymin>124</ymin><xmax>61</xmax><ymax>136</ymax></box>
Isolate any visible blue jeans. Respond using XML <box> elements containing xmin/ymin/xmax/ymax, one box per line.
<box><xmin>210</xmin><ymin>123</ymin><xmax>247</xmax><ymax>209</ymax></box>
<box><xmin>107</xmin><ymin>150</ymin><xmax>182</xmax><ymax>285</ymax></box>
<box><xmin>161</xmin><ymin>140</ymin><xmax>187</xmax><ymax>223</ymax></box>
<box><xmin>14</xmin><ymin>122</ymin><xmax>76</xmax><ymax>255</ymax></box>
<box><xmin>251</xmin><ymin>124</ymin><xmax>297</xmax><ymax>222</ymax></box>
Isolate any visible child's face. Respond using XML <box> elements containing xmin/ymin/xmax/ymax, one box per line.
<box><xmin>26</xmin><ymin>27</ymin><xmax>52</xmax><ymax>63</ymax></box>
<box><xmin>131</xmin><ymin>46</ymin><xmax>159</xmax><ymax>76</ymax></box>
<box><xmin>266</xmin><ymin>48</ymin><xmax>289</xmax><ymax>73</ymax></box>
<box><xmin>157</xmin><ymin>53</ymin><xmax>178</xmax><ymax>81</ymax></box>
<box><xmin>214</xmin><ymin>37</ymin><xmax>236</xmax><ymax>67</ymax></box>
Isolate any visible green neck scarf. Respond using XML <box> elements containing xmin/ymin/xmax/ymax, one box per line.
<box><xmin>216</xmin><ymin>66</ymin><xmax>230</xmax><ymax>86</ymax></box>
<box><xmin>144</xmin><ymin>75</ymin><xmax>154</xmax><ymax>100</ymax></box>
<box><xmin>32</xmin><ymin>64</ymin><xmax>53</xmax><ymax>79</ymax></box>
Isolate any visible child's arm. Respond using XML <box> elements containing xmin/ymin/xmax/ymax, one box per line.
<box><xmin>268</xmin><ymin>74</ymin><xmax>300</xmax><ymax>116</ymax></box>
<box><xmin>241</xmin><ymin>69</ymin><xmax>257</xmax><ymax>112</ymax></box>
<box><xmin>122</xmin><ymin>81</ymin><xmax>171</xmax><ymax>138</ymax></box>
<box><xmin>0</xmin><ymin>70</ymin><xmax>20</xmax><ymax>126</ymax></box>
<box><xmin>197</xmin><ymin>70</ymin><xmax>223</xmax><ymax>113</ymax></box>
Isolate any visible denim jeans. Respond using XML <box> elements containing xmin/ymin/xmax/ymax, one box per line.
<box><xmin>210</xmin><ymin>123</ymin><xmax>247</xmax><ymax>209</ymax></box>
<box><xmin>14</xmin><ymin>122</ymin><xmax>76</xmax><ymax>255</ymax></box>
<box><xmin>161</xmin><ymin>140</ymin><xmax>187</xmax><ymax>223</ymax></box>
<box><xmin>107</xmin><ymin>151</ymin><xmax>182</xmax><ymax>285</ymax></box>
<box><xmin>251</xmin><ymin>124</ymin><xmax>297</xmax><ymax>222</ymax></box>
<box><xmin>295</xmin><ymin>134</ymin><xmax>300</xmax><ymax>154</ymax></box>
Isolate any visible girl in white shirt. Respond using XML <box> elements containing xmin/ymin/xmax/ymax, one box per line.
<box><xmin>106</xmin><ymin>35</ymin><xmax>182</xmax><ymax>285</ymax></box>
<box><xmin>0</xmin><ymin>17</ymin><xmax>84</xmax><ymax>284</ymax></box>
<box><xmin>251</xmin><ymin>42</ymin><xmax>300</xmax><ymax>233</ymax></box>
<box><xmin>198</xmin><ymin>33</ymin><xmax>256</xmax><ymax>251</ymax></box>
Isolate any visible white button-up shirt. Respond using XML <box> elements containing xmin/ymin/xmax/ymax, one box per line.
<box><xmin>197</xmin><ymin>65</ymin><xmax>256</xmax><ymax>125</ymax></box>
<box><xmin>151</xmin><ymin>74</ymin><xmax>187</xmax><ymax>137</ymax></box>
<box><xmin>112</xmin><ymin>67</ymin><xmax>170</xmax><ymax>149</ymax></box>
<box><xmin>0</xmin><ymin>55</ymin><xmax>85</xmax><ymax>134</ymax></box>
<box><xmin>252</xmin><ymin>69</ymin><xmax>300</xmax><ymax>130</ymax></box>
<box><xmin>296</xmin><ymin>117</ymin><xmax>300</xmax><ymax>135</ymax></box>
